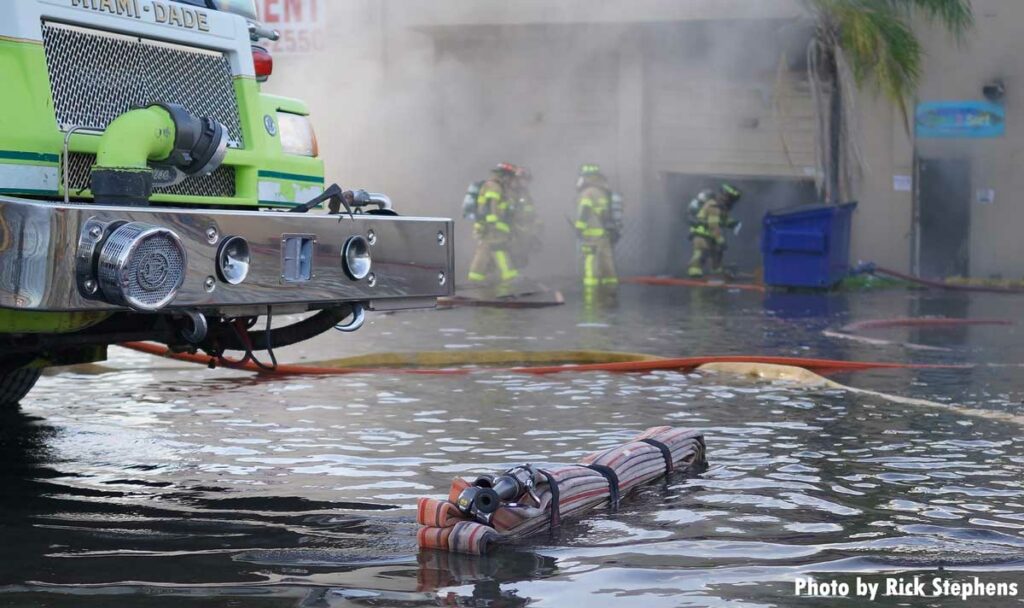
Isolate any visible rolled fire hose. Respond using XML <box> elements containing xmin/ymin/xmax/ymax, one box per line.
<box><xmin>417</xmin><ymin>426</ymin><xmax>706</xmax><ymax>555</ymax></box>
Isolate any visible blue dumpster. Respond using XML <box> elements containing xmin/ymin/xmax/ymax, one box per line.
<box><xmin>761</xmin><ymin>202</ymin><xmax>857</xmax><ymax>288</ymax></box>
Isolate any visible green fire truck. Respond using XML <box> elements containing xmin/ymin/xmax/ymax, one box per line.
<box><xmin>0</xmin><ymin>0</ymin><xmax>455</xmax><ymax>408</ymax></box>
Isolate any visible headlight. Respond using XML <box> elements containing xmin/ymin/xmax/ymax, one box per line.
<box><xmin>210</xmin><ymin>0</ymin><xmax>259</xmax><ymax>21</ymax></box>
<box><xmin>277</xmin><ymin>112</ymin><xmax>319</xmax><ymax>157</ymax></box>
<box><xmin>217</xmin><ymin>236</ymin><xmax>251</xmax><ymax>285</ymax></box>
<box><xmin>342</xmin><ymin>236</ymin><xmax>373</xmax><ymax>281</ymax></box>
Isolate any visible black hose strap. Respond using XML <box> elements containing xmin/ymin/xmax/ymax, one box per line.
<box><xmin>539</xmin><ymin>469</ymin><xmax>561</xmax><ymax>529</ymax></box>
<box><xmin>641</xmin><ymin>438</ymin><xmax>675</xmax><ymax>474</ymax></box>
<box><xmin>585</xmin><ymin>464</ymin><xmax>620</xmax><ymax>511</ymax></box>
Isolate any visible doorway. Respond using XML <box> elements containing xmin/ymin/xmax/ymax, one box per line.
<box><xmin>917</xmin><ymin>158</ymin><xmax>971</xmax><ymax>278</ymax></box>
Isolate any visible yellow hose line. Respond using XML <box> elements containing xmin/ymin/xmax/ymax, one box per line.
<box><xmin>698</xmin><ymin>362</ymin><xmax>1024</xmax><ymax>428</ymax></box>
<box><xmin>306</xmin><ymin>350</ymin><xmax>666</xmax><ymax>370</ymax></box>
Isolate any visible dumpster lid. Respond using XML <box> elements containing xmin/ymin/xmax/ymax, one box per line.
<box><xmin>765</xmin><ymin>201</ymin><xmax>858</xmax><ymax>218</ymax></box>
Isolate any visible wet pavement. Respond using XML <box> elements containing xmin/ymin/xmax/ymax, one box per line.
<box><xmin>3</xmin><ymin>282</ymin><xmax>1024</xmax><ymax>606</ymax></box>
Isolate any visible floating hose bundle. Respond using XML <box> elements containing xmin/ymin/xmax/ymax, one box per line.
<box><xmin>416</xmin><ymin>426</ymin><xmax>706</xmax><ymax>555</ymax></box>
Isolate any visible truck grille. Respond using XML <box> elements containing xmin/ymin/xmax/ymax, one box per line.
<box><xmin>66</xmin><ymin>153</ymin><xmax>237</xmax><ymax>199</ymax></box>
<box><xmin>41</xmin><ymin>22</ymin><xmax>245</xmax><ymax>149</ymax></box>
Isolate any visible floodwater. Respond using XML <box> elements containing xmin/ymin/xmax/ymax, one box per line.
<box><xmin>3</xmin><ymin>283</ymin><xmax>1024</xmax><ymax>607</ymax></box>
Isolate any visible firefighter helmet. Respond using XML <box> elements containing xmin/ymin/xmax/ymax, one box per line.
<box><xmin>578</xmin><ymin>163</ymin><xmax>605</xmax><ymax>190</ymax></box>
<box><xmin>494</xmin><ymin>162</ymin><xmax>518</xmax><ymax>176</ymax></box>
<box><xmin>720</xmin><ymin>183</ymin><xmax>742</xmax><ymax>204</ymax></box>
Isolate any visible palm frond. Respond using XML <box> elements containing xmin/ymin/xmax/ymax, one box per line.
<box><xmin>805</xmin><ymin>0</ymin><xmax>973</xmax><ymax>122</ymax></box>
<box><xmin>884</xmin><ymin>0</ymin><xmax>974</xmax><ymax>39</ymax></box>
<box><xmin>798</xmin><ymin>0</ymin><xmax>973</xmax><ymax>201</ymax></box>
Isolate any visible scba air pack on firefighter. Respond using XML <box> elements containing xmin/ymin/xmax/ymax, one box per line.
<box><xmin>574</xmin><ymin>164</ymin><xmax>624</xmax><ymax>288</ymax></box>
<box><xmin>687</xmin><ymin>183</ymin><xmax>742</xmax><ymax>278</ymax></box>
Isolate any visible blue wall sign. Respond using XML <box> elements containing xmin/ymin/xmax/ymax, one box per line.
<box><xmin>916</xmin><ymin>101</ymin><xmax>1006</xmax><ymax>139</ymax></box>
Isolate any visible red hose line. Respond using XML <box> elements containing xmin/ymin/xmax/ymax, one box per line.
<box><xmin>120</xmin><ymin>342</ymin><xmax>966</xmax><ymax>377</ymax></box>
<box><xmin>624</xmin><ymin>276</ymin><xmax>766</xmax><ymax>293</ymax></box>
<box><xmin>120</xmin><ymin>342</ymin><xmax>471</xmax><ymax>376</ymax></box>
<box><xmin>842</xmin><ymin>318</ymin><xmax>1014</xmax><ymax>333</ymax></box>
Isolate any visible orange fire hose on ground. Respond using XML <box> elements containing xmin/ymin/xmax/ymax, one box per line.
<box><xmin>119</xmin><ymin>342</ymin><xmax>968</xmax><ymax>377</ymax></box>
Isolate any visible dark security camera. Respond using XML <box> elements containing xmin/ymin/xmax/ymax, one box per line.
<box><xmin>983</xmin><ymin>79</ymin><xmax>1005</xmax><ymax>102</ymax></box>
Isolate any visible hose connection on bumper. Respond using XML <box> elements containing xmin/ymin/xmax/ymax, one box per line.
<box><xmin>90</xmin><ymin>103</ymin><xmax>227</xmax><ymax>206</ymax></box>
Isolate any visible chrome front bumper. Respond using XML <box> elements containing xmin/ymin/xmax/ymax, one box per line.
<box><xmin>0</xmin><ymin>196</ymin><xmax>455</xmax><ymax>313</ymax></box>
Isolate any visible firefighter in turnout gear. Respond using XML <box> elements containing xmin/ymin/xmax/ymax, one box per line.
<box><xmin>688</xmin><ymin>183</ymin><xmax>742</xmax><ymax>278</ymax></box>
<box><xmin>574</xmin><ymin>164</ymin><xmax>622</xmax><ymax>288</ymax></box>
<box><xmin>467</xmin><ymin>163</ymin><xmax>520</xmax><ymax>285</ymax></box>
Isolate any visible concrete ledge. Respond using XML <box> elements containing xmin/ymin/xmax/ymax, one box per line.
<box><xmin>393</xmin><ymin>0</ymin><xmax>804</xmax><ymax>28</ymax></box>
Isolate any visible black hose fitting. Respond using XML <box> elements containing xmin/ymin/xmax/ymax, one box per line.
<box><xmin>153</xmin><ymin>102</ymin><xmax>228</xmax><ymax>177</ymax></box>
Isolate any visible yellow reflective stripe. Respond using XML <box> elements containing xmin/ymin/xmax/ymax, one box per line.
<box><xmin>583</xmin><ymin>228</ymin><xmax>606</xmax><ymax>238</ymax></box>
<box><xmin>584</xmin><ymin>253</ymin><xmax>596</xmax><ymax>283</ymax></box>
<box><xmin>494</xmin><ymin>222</ymin><xmax>511</xmax><ymax>233</ymax></box>
<box><xmin>481</xmin><ymin>192</ymin><xmax>502</xmax><ymax>201</ymax></box>
<box><xmin>574</xmin><ymin>221</ymin><xmax>588</xmax><ymax>231</ymax></box>
<box><xmin>468</xmin><ymin>272</ymin><xmax>488</xmax><ymax>282</ymax></box>
<box><xmin>494</xmin><ymin>250</ymin><xmax>519</xmax><ymax>281</ymax></box>
<box><xmin>579</xmin><ymin>198</ymin><xmax>595</xmax><ymax>208</ymax></box>
<box><xmin>485</xmin><ymin>214</ymin><xmax>499</xmax><ymax>223</ymax></box>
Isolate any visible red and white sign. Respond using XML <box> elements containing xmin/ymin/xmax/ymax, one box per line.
<box><xmin>259</xmin><ymin>0</ymin><xmax>326</xmax><ymax>55</ymax></box>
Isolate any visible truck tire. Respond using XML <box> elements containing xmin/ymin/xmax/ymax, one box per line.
<box><xmin>0</xmin><ymin>368</ymin><xmax>41</xmax><ymax>411</ymax></box>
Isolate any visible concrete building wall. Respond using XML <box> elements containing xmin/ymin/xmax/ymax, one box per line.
<box><xmin>268</xmin><ymin>0</ymin><xmax>1020</xmax><ymax>280</ymax></box>
<box><xmin>914</xmin><ymin>0</ymin><xmax>1024</xmax><ymax>278</ymax></box>
<box><xmin>846</xmin><ymin>92</ymin><xmax>914</xmax><ymax>273</ymax></box>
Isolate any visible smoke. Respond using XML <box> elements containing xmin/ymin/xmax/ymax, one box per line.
<box><xmin>268</xmin><ymin>2</ymin><xmax>815</xmax><ymax>280</ymax></box>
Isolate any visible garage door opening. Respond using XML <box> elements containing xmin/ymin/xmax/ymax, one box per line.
<box><xmin>661</xmin><ymin>174</ymin><xmax>819</xmax><ymax>276</ymax></box>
